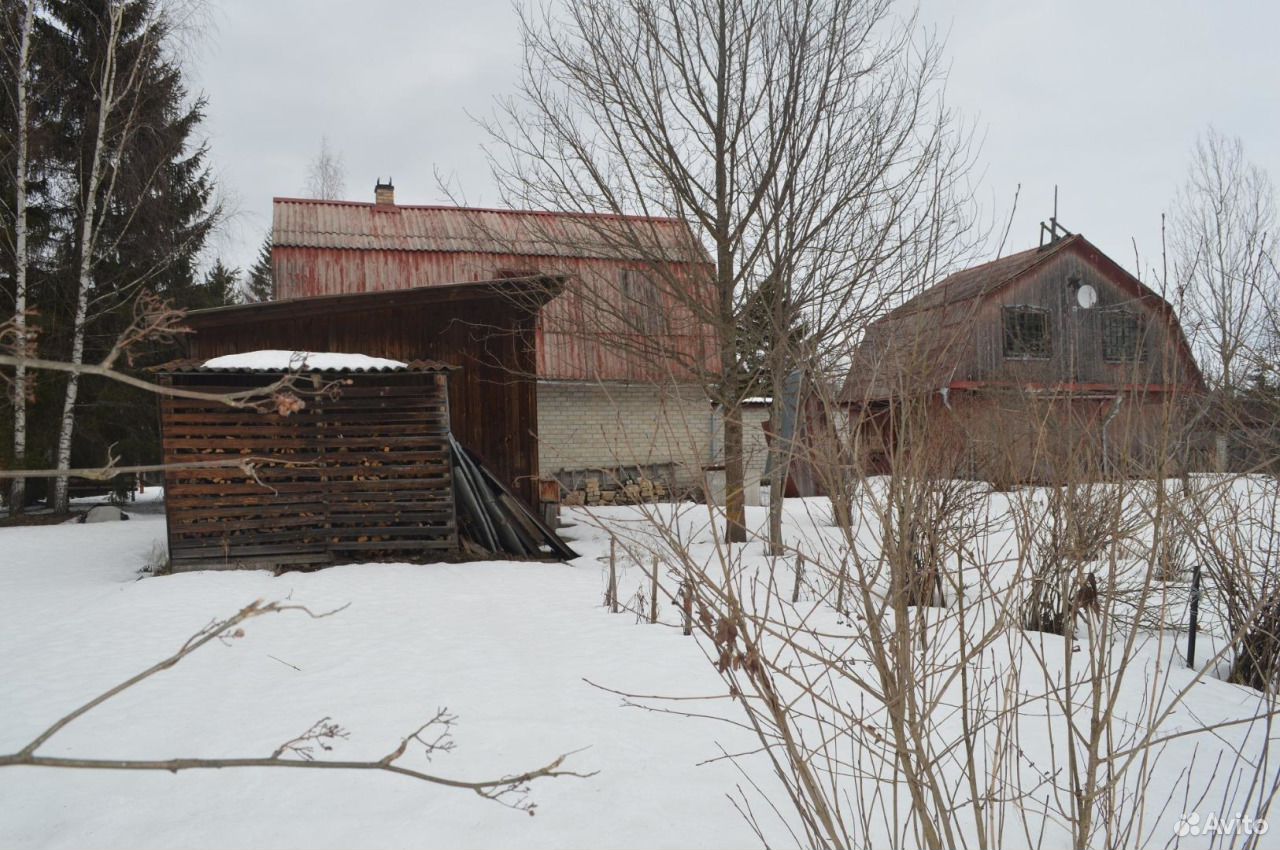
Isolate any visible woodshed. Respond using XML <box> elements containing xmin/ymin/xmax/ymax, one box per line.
<box><xmin>159</xmin><ymin>358</ymin><xmax>457</xmax><ymax>572</ymax></box>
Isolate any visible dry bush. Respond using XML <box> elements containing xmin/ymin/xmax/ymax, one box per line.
<box><xmin>1018</xmin><ymin>482</ymin><xmax>1144</xmax><ymax>636</ymax></box>
<box><xmin>586</xmin><ymin>383</ymin><xmax>1280</xmax><ymax>850</ymax></box>
<box><xmin>1175</xmin><ymin>475</ymin><xmax>1280</xmax><ymax>689</ymax></box>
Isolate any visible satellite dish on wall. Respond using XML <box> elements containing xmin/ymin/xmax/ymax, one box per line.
<box><xmin>1077</xmin><ymin>284</ymin><xmax>1098</xmax><ymax>308</ymax></box>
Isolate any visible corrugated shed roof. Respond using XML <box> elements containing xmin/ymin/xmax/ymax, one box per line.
<box><xmin>272</xmin><ymin>199</ymin><xmax>710</xmax><ymax>264</ymax></box>
<box><xmin>184</xmin><ymin>276</ymin><xmax>564</xmax><ymax>329</ymax></box>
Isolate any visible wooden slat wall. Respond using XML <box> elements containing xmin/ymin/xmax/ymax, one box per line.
<box><xmin>161</xmin><ymin>372</ymin><xmax>456</xmax><ymax>571</ymax></box>
<box><xmin>184</xmin><ymin>291</ymin><xmax>541</xmax><ymax>509</ymax></box>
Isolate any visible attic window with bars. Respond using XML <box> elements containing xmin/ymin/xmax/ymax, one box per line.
<box><xmin>1002</xmin><ymin>306</ymin><xmax>1052</xmax><ymax>359</ymax></box>
<box><xmin>620</xmin><ymin>269</ymin><xmax>664</xmax><ymax>334</ymax></box>
<box><xmin>1102</xmin><ymin>309</ymin><xmax>1143</xmax><ymax>362</ymax></box>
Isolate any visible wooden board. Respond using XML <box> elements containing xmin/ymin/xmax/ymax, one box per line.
<box><xmin>160</xmin><ymin>371</ymin><xmax>458</xmax><ymax>571</ymax></box>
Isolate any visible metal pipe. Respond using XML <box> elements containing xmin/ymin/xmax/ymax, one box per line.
<box><xmin>1188</xmin><ymin>562</ymin><xmax>1202</xmax><ymax>670</ymax></box>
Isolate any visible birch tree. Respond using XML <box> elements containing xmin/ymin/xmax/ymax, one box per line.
<box><xmin>4</xmin><ymin>0</ymin><xmax>36</xmax><ymax>514</ymax></box>
<box><xmin>50</xmin><ymin>0</ymin><xmax>206</xmax><ymax>512</ymax></box>
<box><xmin>305</xmin><ymin>135</ymin><xmax>346</xmax><ymax>201</ymax></box>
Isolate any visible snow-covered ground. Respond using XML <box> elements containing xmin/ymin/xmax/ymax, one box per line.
<box><xmin>1</xmin><ymin>488</ymin><xmax>1277</xmax><ymax>849</ymax></box>
<box><xmin>0</xmin><ymin>504</ymin><xmax>781</xmax><ymax>849</ymax></box>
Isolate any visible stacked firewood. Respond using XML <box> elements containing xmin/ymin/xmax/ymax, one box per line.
<box><xmin>561</xmin><ymin>477</ymin><xmax>669</xmax><ymax>506</ymax></box>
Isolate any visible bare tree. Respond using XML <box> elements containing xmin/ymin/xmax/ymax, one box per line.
<box><xmin>305</xmin><ymin>134</ymin><xmax>346</xmax><ymax>200</ymax></box>
<box><xmin>3</xmin><ymin>0</ymin><xmax>35</xmax><ymax>515</ymax></box>
<box><xmin>491</xmin><ymin>0</ymin><xmax>969</xmax><ymax>543</ymax></box>
<box><xmin>1171</xmin><ymin>128</ymin><xmax>1277</xmax><ymax>393</ymax></box>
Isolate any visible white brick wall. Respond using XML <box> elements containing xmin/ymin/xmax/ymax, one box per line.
<box><xmin>536</xmin><ymin>381</ymin><xmax>771</xmax><ymax>497</ymax></box>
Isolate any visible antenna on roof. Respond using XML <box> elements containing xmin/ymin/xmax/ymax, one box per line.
<box><xmin>1039</xmin><ymin>185</ymin><xmax>1073</xmax><ymax>248</ymax></box>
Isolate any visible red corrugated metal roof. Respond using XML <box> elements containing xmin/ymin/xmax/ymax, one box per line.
<box><xmin>272</xmin><ymin>198</ymin><xmax>709</xmax><ymax>264</ymax></box>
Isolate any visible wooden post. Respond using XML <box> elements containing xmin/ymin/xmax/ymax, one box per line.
<box><xmin>1188</xmin><ymin>561</ymin><xmax>1202</xmax><ymax>669</ymax></box>
<box><xmin>682</xmin><ymin>573</ymin><xmax>694</xmax><ymax>636</ymax></box>
<box><xmin>650</xmin><ymin>555</ymin><xmax>659</xmax><ymax>624</ymax></box>
<box><xmin>835</xmin><ymin>555</ymin><xmax>848</xmax><ymax>617</ymax></box>
<box><xmin>791</xmin><ymin>553</ymin><xmax>805</xmax><ymax>603</ymax></box>
<box><xmin>539</xmin><ymin>477</ymin><xmax>561</xmax><ymax>530</ymax></box>
<box><xmin>608</xmin><ymin>538</ymin><xmax>618</xmax><ymax>613</ymax></box>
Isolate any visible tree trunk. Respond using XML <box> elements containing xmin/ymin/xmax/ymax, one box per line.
<box><xmin>767</xmin><ymin>395</ymin><xmax>786</xmax><ymax>555</ymax></box>
<box><xmin>54</xmin><ymin>8</ymin><xmax>120</xmax><ymax>513</ymax></box>
<box><xmin>8</xmin><ymin>0</ymin><xmax>34</xmax><ymax>516</ymax></box>
<box><xmin>52</xmin><ymin>287</ymin><xmax>90</xmax><ymax>513</ymax></box>
<box><xmin>723</xmin><ymin>401</ymin><xmax>746</xmax><ymax>542</ymax></box>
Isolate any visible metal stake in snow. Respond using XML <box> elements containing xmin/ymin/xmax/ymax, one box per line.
<box><xmin>1187</xmin><ymin>562</ymin><xmax>1203</xmax><ymax>670</ymax></box>
<box><xmin>650</xmin><ymin>556</ymin><xmax>660</xmax><ymax>624</ymax></box>
<box><xmin>607</xmin><ymin>539</ymin><xmax>619</xmax><ymax>613</ymax></box>
<box><xmin>682</xmin><ymin>573</ymin><xmax>694</xmax><ymax>636</ymax></box>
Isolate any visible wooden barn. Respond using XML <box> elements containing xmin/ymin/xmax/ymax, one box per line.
<box><xmin>266</xmin><ymin>186</ymin><xmax>741</xmax><ymax>499</ymax></box>
<box><xmin>839</xmin><ymin>231</ymin><xmax>1206</xmax><ymax>482</ymax></box>
<box><xmin>159</xmin><ymin>354</ymin><xmax>458</xmax><ymax>571</ymax></box>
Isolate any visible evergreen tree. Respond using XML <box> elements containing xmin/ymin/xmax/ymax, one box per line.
<box><xmin>736</xmin><ymin>274</ymin><xmax>808</xmax><ymax>399</ymax></box>
<box><xmin>193</xmin><ymin>259</ymin><xmax>239</xmax><ymax>310</ymax></box>
<box><xmin>243</xmin><ymin>232</ymin><xmax>273</xmax><ymax>302</ymax></box>
<box><xmin>10</xmin><ymin>0</ymin><xmax>220</xmax><ymax>504</ymax></box>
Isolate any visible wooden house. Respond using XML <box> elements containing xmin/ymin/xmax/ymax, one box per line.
<box><xmin>839</xmin><ymin>233</ymin><xmax>1205</xmax><ymax>482</ymax></box>
<box><xmin>265</xmin><ymin>185</ymin><xmax>740</xmax><ymax>500</ymax></box>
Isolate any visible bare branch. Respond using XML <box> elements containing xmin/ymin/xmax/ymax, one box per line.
<box><xmin>0</xmin><ymin>599</ymin><xmax>593</xmax><ymax>812</ymax></box>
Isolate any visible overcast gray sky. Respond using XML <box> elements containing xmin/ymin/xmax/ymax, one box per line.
<box><xmin>192</xmin><ymin>0</ymin><xmax>1280</xmax><ymax>282</ymax></box>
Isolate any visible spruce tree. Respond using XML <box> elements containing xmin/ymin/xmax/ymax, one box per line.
<box><xmin>195</xmin><ymin>260</ymin><xmax>240</xmax><ymax>309</ymax></box>
<box><xmin>244</xmin><ymin>232</ymin><xmax>273</xmax><ymax>302</ymax></box>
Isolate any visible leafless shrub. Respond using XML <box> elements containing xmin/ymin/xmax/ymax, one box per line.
<box><xmin>1018</xmin><ymin>482</ymin><xmax>1141</xmax><ymax>636</ymax></box>
<box><xmin>1176</xmin><ymin>475</ymin><xmax>1280</xmax><ymax>690</ymax></box>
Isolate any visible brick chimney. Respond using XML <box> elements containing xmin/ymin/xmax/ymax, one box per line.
<box><xmin>374</xmin><ymin>177</ymin><xmax>395</xmax><ymax>206</ymax></box>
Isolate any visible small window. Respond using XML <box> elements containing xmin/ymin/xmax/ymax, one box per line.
<box><xmin>1002</xmin><ymin>306</ymin><xmax>1052</xmax><ymax>359</ymax></box>
<box><xmin>620</xmin><ymin>269</ymin><xmax>664</xmax><ymax>333</ymax></box>
<box><xmin>1102</xmin><ymin>309</ymin><xmax>1143</xmax><ymax>362</ymax></box>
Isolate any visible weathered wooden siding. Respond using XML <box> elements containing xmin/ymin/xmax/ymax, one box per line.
<box><xmin>183</xmin><ymin>283</ymin><xmax>545</xmax><ymax>507</ymax></box>
<box><xmin>857</xmin><ymin>389</ymin><xmax>1189</xmax><ymax>484</ymax></box>
<box><xmin>957</xmin><ymin>250</ymin><xmax>1193</xmax><ymax>389</ymax></box>
<box><xmin>841</xmin><ymin>236</ymin><xmax>1204</xmax><ymax>483</ymax></box>
<box><xmin>841</xmin><ymin>236</ymin><xmax>1204</xmax><ymax>404</ymax></box>
<box><xmin>161</xmin><ymin>371</ymin><xmax>455</xmax><ymax>571</ymax></box>
<box><xmin>273</xmin><ymin>248</ymin><xmax>719</xmax><ymax>383</ymax></box>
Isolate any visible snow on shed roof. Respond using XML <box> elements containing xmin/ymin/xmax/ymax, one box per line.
<box><xmin>157</xmin><ymin>350</ymin><xmax>452</xmax><ymax>374</ymax></box>
<box><xmin>203</xmin><ymin>351</ymin><xmax>407</xmax><ymax>371</ymax></box>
